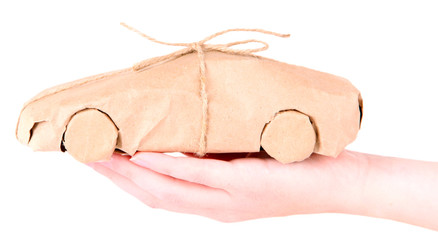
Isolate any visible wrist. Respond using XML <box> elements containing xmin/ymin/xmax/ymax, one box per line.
<box><xmin>316</xmin><ymin>150</ymin><xmax>373</xmax><ymax>215</ymax></box>
<box><xmin>328</xmin><ymin>151</ymin><xmax>438</xmax><ymax>230</ymax></box>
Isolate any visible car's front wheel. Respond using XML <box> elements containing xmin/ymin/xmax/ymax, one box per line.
<box><xmin>63</xmin><ymin>109</ymin><xmax>118</xmax><ymax>163</ymax></box>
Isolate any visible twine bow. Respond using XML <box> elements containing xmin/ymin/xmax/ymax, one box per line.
<box><xmin>121</xmin><ymin>23</ymin><xmax>290</xmax><ymax>156</ymax></box>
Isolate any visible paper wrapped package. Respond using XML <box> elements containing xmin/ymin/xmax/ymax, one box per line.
<box><xmin>16</xmin><ymin>26</ymin><xmax>363</xmax><ymax>164</ymax></box>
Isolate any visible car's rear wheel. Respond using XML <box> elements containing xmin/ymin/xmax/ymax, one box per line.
<box><xmin>63</xmin><ymin>109</ymin><xmax>118</xmax><ymax>163</ymax></box>
<box><xmin>260</xmin><ymin>110</ymin><xmax>316</xmax><ymax>164</ymax></box>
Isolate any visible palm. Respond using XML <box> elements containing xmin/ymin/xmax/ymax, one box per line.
<box><xmin>87</xmin><ymin>150</ymin><xmax>362</xmax><ymax>222</ymax></box>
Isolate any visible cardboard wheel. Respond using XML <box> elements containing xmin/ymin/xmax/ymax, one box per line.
<box><xmin>261</xmin><ymin>110</ymin><xmax>316</xmax><ymax>163</ymax></box>
<box><xmin>63</xmin><ymin>109</ymin><xmax>118</xmax><ymax>163</ymax></box>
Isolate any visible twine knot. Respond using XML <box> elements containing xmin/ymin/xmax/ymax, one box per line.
<box><xmin>121</xmin><ymin>23</ymin><xmax>289</xmax><ymax>156</ymax></box>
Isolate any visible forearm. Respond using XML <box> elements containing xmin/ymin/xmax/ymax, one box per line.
<box><xmin>337</xmin><ymin>151</ymin><xmax>438</xmax><ymax>230</ymax></box>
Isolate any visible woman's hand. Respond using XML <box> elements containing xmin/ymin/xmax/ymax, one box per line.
<box><xmin>86</xmin><ymin>150</ymin><xmax>367</xmax><ymax>222</ymax></box>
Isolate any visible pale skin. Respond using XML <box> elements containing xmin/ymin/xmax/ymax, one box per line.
<box><xmin>87</xmin><ymin>150</ymin><xmax>438</xmax><ymax>231</ymax></box>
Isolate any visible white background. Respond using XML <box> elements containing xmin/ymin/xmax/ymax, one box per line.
<box><xmin>1</xmin><ymin>0</ymin><xmax>438</xmax><ymax>239</ymax></box>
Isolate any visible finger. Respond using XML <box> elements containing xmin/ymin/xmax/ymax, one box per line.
<box><xmin>131</xmin><ymin>152</ymin><xmax>233</xmax><ymax>190</ymax></box>
<box><xmin>87</xmin><ymin>162</ymin><xmax>160</xmax><ymax>208</ymax></box>
<box><xmin>96</xmin><ymin>154</ymin><xmax>231</xmax><ymax>210</ymax></box>
<box><xmin>89</xmin><ymin>162</ymin><xmax>232</xmax><ymax>220</ymax></box>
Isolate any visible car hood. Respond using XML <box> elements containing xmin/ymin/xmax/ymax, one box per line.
<box><xmin>16</xmin><ymin>54</ymin><xmax>201</xmax><ymax>154</ymax></box>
